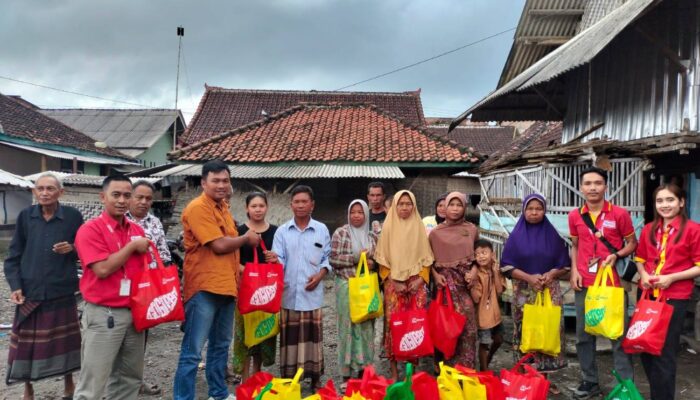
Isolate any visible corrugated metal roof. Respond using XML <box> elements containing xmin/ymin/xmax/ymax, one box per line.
<box><xmin>1</xmin><ymin>141</ymin><xmax>141</xmax><ymax>165</ymax></box>
<box><xmin>39</xmin><ymin>109</ymin><xmax>183</xmax><ymax>150</ymax></box>
<box><xmin>24</xmin><ymin>171</ymin><xmax>162</xmax><ymax>187</ymax></box>
<box><xmin>498</xmin><ymin>0</ymin><xmax>586</xmax><ymax>87</ymax></box>
<box><xmin>454</xmin><ymin>0</ymin><xmax>658</xmax><ymax>126</ymax></box>
<box><xmin>153</xmin><ymin>164</ymin><xmax>405</xmax><ymax>179</ymax></box>
<box><xmin>0</xmin><ymin>168</ymin><xmax>34</xmax><ymax>188</ymax></box>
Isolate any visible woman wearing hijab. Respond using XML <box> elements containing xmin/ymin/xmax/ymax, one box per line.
<box><xmin>330</xmin><ymin>199</ymin><xmax>379</xmax><ymax>387</ymax></box>
<box><xmin>501</xmin><ymin>194</ymin><xmax>570</xmax><ymax>386</ymax></box>
<box><xmin>375</xmin><ymin>190</ymin><xmax>434</xmax><ymax>381</ymax></box>
<box><xmin>422</xmin><ymin>193</ymin><xmax>448</xmax><ymax>234</ymax></box>
<box><xmin>428</xmin><ymin>191</ymin><xmax>480</xmax><ymax>368</ymax></box>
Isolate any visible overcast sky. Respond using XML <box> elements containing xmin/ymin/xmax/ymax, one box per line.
<box><xmin>0</xmin><ymin>0</ymin><xmax>524</xmax><ymax>122</ymax></box>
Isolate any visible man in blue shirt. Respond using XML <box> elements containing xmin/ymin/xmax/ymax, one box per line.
<box><xmin>271</xmin><ymin>185</ymin><xmax>331</xmax><ymax>390</ymax></box>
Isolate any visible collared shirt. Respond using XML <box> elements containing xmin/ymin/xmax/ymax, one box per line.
<box><xmin>272</xmin><ymin>218</ymin><xmax>331</xmax><ymax>311</ymax></box>
<box><xmin>3</xmin><ymin>203</ymin><xmax>83</xmax><ymax>301</ymax></box>
<box><xmin>635</xmin><ymin>217</ymin><xmax>700</xmax><ymax>299</ymax></box>
<box><xmin>75</xmin><ymin>211</ymin><xmax>146</xmax><ymax>307</ymax></box>
<box><xmin>568</xmin><ymin>201</ymin><xmax>636</xmax><ymax>287</ymax></box>
<box><xmin>126</xmin><ymin>211</ymin><xmax>171</xmax><ymax>265</ymax></box>
<box><xmin>181</xmin><ymin>192</ymin><xmax>239</xmax><ymax>302</ymax></box>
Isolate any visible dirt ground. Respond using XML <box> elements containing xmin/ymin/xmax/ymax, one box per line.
<box><xmin>1</xmin><ymin>254</ymin><xmax>700</xmax><ymax>399</ymax></box>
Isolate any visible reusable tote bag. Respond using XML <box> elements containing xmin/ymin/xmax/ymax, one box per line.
<box><xmin>428</xmin><ymin>286</ymin><xmax>466</xmax><ymax>359</ymax></box>
<box><xmin>390</xmin><ymin>297</ymin><xmax>434</xmax><ymax>360</ymax></box>
<box><xmin>130</xmin><ymin>243</ymin><xmax>185</xmax><ymax>332</ymax></box>
<box><xmin>520</xmin><ymin>287</ymin><xmax>562</xmax><ymax>356</ymax></box>
<box><xmin>437</xmin><ymin>362</ymin><xmax>487</xmax><ymax>400</ymax></box>
<box><xmin>604</xmin><ymin>370</ymin><xmax>644</xmax><ymax>400</ymax></box>
<box><xmin>585</xmin><ymin>265</ymin><xmax>625</xmax><ymax>340</ymax></box>
<box><xmin>243</xmin><ymin>311</ymin><xmax>280</xmax><ymax>347</ymax></box>
<box><xmin>622</xmin><ymin>290</ymin><xmax>673</xmax><ymax>356</ymax></box>
<box><xmin>349</xmin><ymin>252</ymin><xmax>383</xmax><ymax>323</ymax></box>
<box><xmin>239</xmin><ymin>241</ymin><xmax>284</xmax><ymax>315</ymax></box>
<box><xmin>500</xmin><ymin>354</ymin><xmax>550</xmax><ymax>400</ymax></box>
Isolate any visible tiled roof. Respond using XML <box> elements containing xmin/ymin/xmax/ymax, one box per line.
<box><xmin>478</xmin><ymin>121</ymin><xmax>562</xmax><ymax>173</ymax></box>
<box><xmin>427</xmin><ymin>125</ymin><xmax>515</xmax><ymax>156</ymax></box>
<box><xmin>172</xmin><ymin>103</ymin><xmax>479</xmax><ymax>164</ymax></box>
<box><xmin>0</xmin><ymin>93</ymin><xmax>131</xmax><ymax>160</ymax></box>
<box><xmin>181</xmin><ymin>86</ymin><xmax>426</xmax><ymax>145</ymax></box>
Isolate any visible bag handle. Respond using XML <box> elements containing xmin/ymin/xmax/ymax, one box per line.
<box><xmin>252</xmin><ymin>237</ymin><xmax>269</xmax><ymax>265</ymax></box>
<box><xmin>444</xmin><ymin>286</ymin><xmax>456</xmax><ymax>312</ymax></box>
<box><xmin>601</xmin><ymin>264</ymin><xmax>616</xmax><ymax>287</ymax></box>
<box><xmin>434</xmin><ymin>287</ymin><xmax>444</xmax><ymax>305</ymax></box>
<box><xmin>142</xmin><ymin>241</ymin><xmax>164</xmax><ymax>271</ymax></box>
<box><xmin>355</xmin><ymin>251</ymin><xmax>369</xmax><ymax>277</ymax></box>
<box><xmin>641</xmin><ymin>288</ymin><xmax>667</xmax><ymax>303</ymax></box>
<box><xmin>512</xmin><ymin>353</ymin><xmax>535</xmax><ymax>372</ymax></box>
<box><xmin>543</xmin><ymin>287</ymin><xmax>554</xmax><ymax>307</ymax></box>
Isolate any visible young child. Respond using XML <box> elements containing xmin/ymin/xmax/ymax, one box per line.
<box><xmin>470</xmin><ymin>239</ymin><xmax>506</xmax><ymax>371</ymax></box>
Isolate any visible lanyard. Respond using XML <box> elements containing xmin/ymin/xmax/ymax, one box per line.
<box><xmin>653</xmin><ymin>225</ymin><xmax>674</xmax><ymax>297</ymax></box>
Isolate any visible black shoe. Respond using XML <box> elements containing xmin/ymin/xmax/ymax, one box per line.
<box><xmin>573</xmin><ymin>381</ymin><xmax>601</xmax><ymax>398</ymax></box>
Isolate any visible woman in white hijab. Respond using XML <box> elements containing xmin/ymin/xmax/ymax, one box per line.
<box><xmin>330</xmin><ymin>199</ymin><xmax>379</xmax><ymax>388</ymax></box>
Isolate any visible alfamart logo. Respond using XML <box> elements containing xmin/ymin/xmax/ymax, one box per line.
<box><xmin>146</xmin><ymin>287</ymin><xmax>178</xmax><ymax>320</ymax></box>
<box><xmin>399</xmin><ymin>327</ymin><xmax>425</xmax><ymax>351</ymax></box>
<box><xmin>251</xmin><ymin>284</ymin><xmax>277</xmax><ymax>306</ymax></box>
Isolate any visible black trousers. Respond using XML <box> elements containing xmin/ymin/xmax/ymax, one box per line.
<box><xmin>640</xmin><ymin>298</ymin><xmax>689</xmax><ymax>400</ymax></box>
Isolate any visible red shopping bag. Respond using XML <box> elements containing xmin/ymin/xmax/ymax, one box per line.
<box><xmin>455</xmin><ymin>366</ymin><xmax>506</xmax><ymax>400</ymax></box>
<box><xmin>411</xmin><ymin>371</ymin><xmax>439</xmax><ymax>400</ymax></box>
<box><xmin>238</xmin><ymin>241</ymin><xmax>284</xmax><ymax>314</ymax></box>
<box><xmin>428</xmin><ymin>286</ymin><xmax>466</xmax><ymax>359</ymax></box>
<box><xmin>390</xmin><ymin>297</ymin><xmax>434</xmax><ymax>360</ymax></box>
<box><xmin>130</xmin><ymin>243</ymin><xmax>185</xmax><ymax>332</ymax></box>
<box><xmin>345</xmin><ymin>365</ymin><xmax>393</xmax><ymax>400</ymax></box>
<box><xmin>500</xmin><ymin>354</ymin><xmax>549</xmax><ymax>400</ymax></box>
<box><xmin>236</xmin><ymin>371</ymin><xmax>274</xmax><ymax>400</ymax></box>
<box><xmin>622</xmin><ymin>290</ymin><xmax>673</xmax><ymax>356</ymax></box>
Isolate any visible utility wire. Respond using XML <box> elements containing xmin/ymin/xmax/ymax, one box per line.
<box><xmin>334</xmin><ymin>26</ymin><xmax>515</xmax><ymax>91</ymax></box>
<box><xmin>0</xmin><ymin>75</ymin><xmax>157</xmax><ymax>108</ymax></box>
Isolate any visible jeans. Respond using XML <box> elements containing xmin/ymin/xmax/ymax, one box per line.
<box><xmin>173</xmin><ymin>291</ymin><xmax>235</xmax><ymax>400</ymax></box>
<box><xmin>574</xmin><ymin>288</ymin><xmax>633</xmax><ymax>384</ymax></box>
<box><xmin>640</xmin><ymin>299</ymin><xmax>689</xmax><ymax>400</ymax></box>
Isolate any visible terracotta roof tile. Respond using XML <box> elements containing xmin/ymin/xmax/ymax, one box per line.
<box><xmin>172</xmin><ymin>104</ymin><xmax>478</xmax><ymax>164</ymax></box>
<box><xmin>478</xmin><ymin>121</ymin><xmax>563</xmax><ymax>173</ymax></box>
<box><xmin>427</xmin><ymin>125</ymin><xmax>515</xmax><ymax>156</ymax></box>
<box><xmin>0</xmin><ymin>93</ymin><xmax>131</xmax><ymax>159</ymax></box>
<box><xmin>181</xmin><ymin>86</ymin><xmax>426</xmax><ymax>145</ymax></box>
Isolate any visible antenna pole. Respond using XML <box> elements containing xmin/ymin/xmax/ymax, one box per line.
<box><xmin>173</xmin><ymin>26</ymin><xmax>184</xmax><ymax>151</ymax></box>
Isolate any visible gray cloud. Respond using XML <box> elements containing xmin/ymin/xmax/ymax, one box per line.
<box><xmin>0</xmin><ymin>0</ymin><xmax>523</xmax><ymax>120</ymax></box>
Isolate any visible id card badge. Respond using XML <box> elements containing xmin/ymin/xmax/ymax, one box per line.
<box><xmin>119</xmin><ymin>278</ymin><xmax>131</xmax><ymax>297</ymax></box>
<box><xmin>587</xmin><ymin>257</ymin><xmax>601</xmax><ymax>274</ymax></box>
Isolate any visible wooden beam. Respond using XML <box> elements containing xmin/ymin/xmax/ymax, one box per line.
<box><xmin>532</xmin><ymin>87</ymin><xmax>564</xmax><ymax>118</ymax></box>
<box><xmin>568</xmin><ymin>122</ymin><xmax>605</xmax><ymax>143</ymax></box>
<box><xmin>641</xmin><ymin>143</ymin><xmax>696</xmax><ymax>155</ymax></box>
<box><xmin>528</xmin><ymin>9</ymin><xmax>585</xmax><ymax>17</ymax></box>
<box><xmin>635</xmin><ymin>27</ymin><xmax>689</xmax><ymax>73</ymax></box>
<box><xmin>518</xmin><ymin>36</ymin><xmax>572</xmax><ymax>46</ymax></box>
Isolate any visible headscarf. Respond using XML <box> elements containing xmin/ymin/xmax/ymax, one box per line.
<box><xmin>347</xmin><ymin>199</ymin><xmax>371</xmax><ymax>259</ymax></box>
<box><xmin>435</xmin><ymin>192</ymin><xmax>449</xmax><ymax>225</ymax></box>
<box><xmin>430</xmin><ymin>192</ymin><xmax>478</xmax><ymax>268</ymax></box>
<box><xmin>501</xmin><ymin>194</ymin><xmax>571</xmax><ymax>275</ymax></box>
<box><xmin>374</xmin><ymin>190</ymin><xmax>435</xmax><ymax>281</ymax></box>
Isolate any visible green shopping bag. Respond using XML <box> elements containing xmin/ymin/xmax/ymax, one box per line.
<box><xmin>604</xmin><ymin>370</ymin><xmax>643</xmax><ymax>400</ymax></box>
<box><xmin>385</xmin><ymin>363</ymin><xmax>415</xmax><ymax>400</ymax></box>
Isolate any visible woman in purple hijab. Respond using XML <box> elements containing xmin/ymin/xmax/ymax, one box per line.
<box><xmin>501</xmin><ymin>194</ymin><xmax>570</xmax><ymax>385</ymax></box>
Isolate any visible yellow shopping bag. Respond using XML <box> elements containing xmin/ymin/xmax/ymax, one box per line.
<box><xmin>437</xmin><ymin>362</ymin><xmax>487</xmax><ymax>400</ymax></box>
<box><xmin>254</xmin><ymin>368</ymin><xmax>303</xmax><ymax>400</ymax></box>
<box><xmin>348</xmin><ymin>252</ymin><xmax>383</xmax><ymax>324</ymax></box>
<box><xmin>585</xmin><ymin>265</ymin><xmax>625</xmax><ymax>339</ymax></box>
<box><xmin>244</xmin><ymin>311</ymin><xmax>280</xmax><ymax>347</ymax></box>
<box><xmin>520</xmin><ymin>287</ymin><xmax>562</xmax><ymax>356</ymax></box>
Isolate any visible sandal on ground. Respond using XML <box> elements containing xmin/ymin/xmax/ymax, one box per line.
<box><xmin>226</xmin><ymin>373</ymin><xmax>242</xmax><ymax>385</ymax></box>
<box><xmin>139</xmin><ymin>383</ymin><xmax>162</xmax><ymax>396</ymax></box>
<box><xmin>548</xmin><ymin>383</ymin><xmax>561</xmax><ymax>395</ymax></box>
<box><xmin>339</xmin><ymin>382</ymin><xmax>348</xmax><ymax>393</ymax></box>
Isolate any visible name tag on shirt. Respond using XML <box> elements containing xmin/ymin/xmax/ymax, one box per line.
<box><xmin>602</xmin><ymin>220</ymin><xmax>616</xmax><ymax>229</ymax></box>
<box><xmin>120</xmin><ymin>278</ymin><xmax>131</xmax><ymax>297</ymax></box>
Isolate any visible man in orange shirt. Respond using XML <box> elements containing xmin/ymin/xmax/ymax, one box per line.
<box><xmin>173</xmin><ymin>160</ymin><xmax>259</xmax><ymax>400</ymax></box>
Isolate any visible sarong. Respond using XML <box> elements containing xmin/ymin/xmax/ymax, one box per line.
<box><xmin>6</xmin><ymin>295</ymin><xmax>81</xmax><ymax>384</ymax></box>
<box><xmin>279</xmin><ymin>308</ymin><xmax>324</xmax><ymax>381</ymax></box>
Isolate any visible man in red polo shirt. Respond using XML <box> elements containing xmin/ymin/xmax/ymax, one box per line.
<box><xmin>568</xmin><ymin>166</ymin><xmax>638</xmax><ymax>399</ymax></box>
<box><xmin>73</xmin><ymin>175</ymin><xmax>150</xmax><ymax>400</ymax></box>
